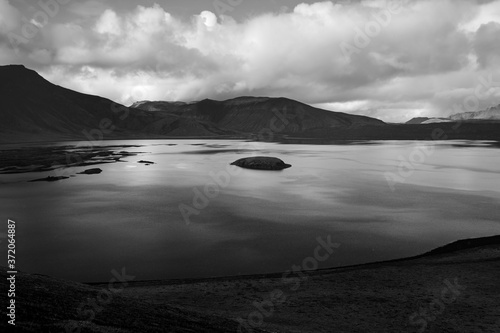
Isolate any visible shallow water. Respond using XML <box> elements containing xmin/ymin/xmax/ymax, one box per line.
<box><xmin>1</xmin><ymin>139</ymin><xmax>500</xmax><ymax>282</ymax></box>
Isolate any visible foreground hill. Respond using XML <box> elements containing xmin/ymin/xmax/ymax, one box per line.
<box><xmin>0</xmin><ymin>266</ymin><xmax>267</xmax><ymax>332</ymax></box>
<box><xmin>121</xmin><ymin>235</ymin><xmax>500</xmax><ymax>333</ymax></box>
<box><xmin>1</xmin><ymin>235</ymin><xmax>499</xmax><ymax>332</ymax></box>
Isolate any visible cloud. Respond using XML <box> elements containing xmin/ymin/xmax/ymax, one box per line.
<box><xmin>1</xmin><ymin>0</ymin><xmax>500</xmax><ymax>122</ymax></box>
<box><xmin>460</xmin><ymin>0</ymin><xmax>500</xmax><ymax>31</ymax></box>
<box><xmin>67</xmin><ymin>0</ymin><xmax>110</xmax><ymax>17</ymax></box>
<box><xmin>94</xmin><ymin>9</ymin><xmax>122</xmax><ymax>35</ymax></box>
<box><xmin>474</xmin><ymin>22</ymin><xmax>500</xmax><ymax>68</ymax></box>
<box><xmin>0</xmin><ymin>0</ymin><xmax>21</xmax><ymax>32</ymax></box>
<box><xmin>199</xmin><ymin>11</ymin><xmax>217</xmax><ymax>29</ymax></box>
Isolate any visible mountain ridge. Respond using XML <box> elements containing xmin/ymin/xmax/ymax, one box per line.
<box><xmin>3</xmin><ymin>65</ymin><xmax>500</xmax><ymax>143</ymax></box>
<box><xmin>131</xmin><ymin>96</ymin><xmax>386</xmax><ymax>136</ymax></box>
<box><xmin>0</xmin><ymin>65</ymin><xmax>385</xmax><ymax>142</ymax></box>
<box><xmin>450</xmin><ymin>104</ymin><xmax>500</xmax><ymax>121</ymax></box>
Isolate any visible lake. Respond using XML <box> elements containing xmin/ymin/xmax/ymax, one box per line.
<box><xmin>1</xmin><ymin>139</ymin><xmax>500</xmax><ymax>282</ymax></box>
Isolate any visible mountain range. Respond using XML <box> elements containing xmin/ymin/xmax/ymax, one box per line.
<box><xmin>406</xmin><ymin>105</ymin><xmax>500</xmax><ymax>124</ymax></box>
<box><xmin>0</xmin><ymin>65</ymin><xmax>383</xmax><ymax>142</ymax></box>
<box><xmin>2</xmin><ymin>64</ymin><xmax>500</xmax><ymax>143</ymax></box>
<box><xmin>129</xmin><ymin>97</ymin><xmax>384</xmax><ymax>135</ymax></box>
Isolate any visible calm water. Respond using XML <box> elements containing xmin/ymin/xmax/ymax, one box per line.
<box><xmin>1</xmin><ymin>140</ymin><xmax>500</xmax><ymax>282</ymax></box>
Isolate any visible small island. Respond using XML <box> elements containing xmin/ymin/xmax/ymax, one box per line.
<box><xmin>78</xmin><ymin>168</ymin><xmax>103</xmax><ymax>175</ymax></box>
<box><xmin>231</xmin><ymin>156</ymin><xmax>291</xmax><ymax>170</ymax></box>
<box><xmin>138</xmin><ymin>160</ymin><xmax>155</xmax><ymax>165</ymax></box>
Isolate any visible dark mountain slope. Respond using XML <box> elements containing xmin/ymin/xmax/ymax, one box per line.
<box><xmin>0</xmin><ymin>65</ymin><xmax>169</xmax><ymax>142</ymax></box>
<box><xmin>133</xmin><ymin>96</ymin><xmax>386</xmax><ymax>136</ymax></box>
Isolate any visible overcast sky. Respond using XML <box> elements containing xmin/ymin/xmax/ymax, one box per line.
<box><xmin>1</xmin><ymin>0</ymin><xmax>500</xmax><ymax>122</ymax></box>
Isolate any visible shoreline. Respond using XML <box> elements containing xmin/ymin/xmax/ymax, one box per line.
<box><xmin>85</xmin><ymin>234</ymin><xmax>500</xmax><ymax>287</ymax></box>
<box><xmin>3</xmin><ymin>121</ymin><xmax>500</xmax><ymax>145</ymax></box>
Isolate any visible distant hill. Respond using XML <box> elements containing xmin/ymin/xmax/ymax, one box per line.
<box><xmin>132</xmin><ymin>97</ymin><xmax>385</xmax><ymax>137</ymax></box>
<box><xmin>406</xmin><ymin>117</ymin><xmax>431</xmax><ymax>124</ymax></box>
<box><xmin>406</xmin><ymin>117</ymin><xmax>452</xmax><ymax>124</ymax></box>
<box><xmin>130</xmin><ymin>100</ymin><xmax>191</xmax><ymax>111</ymax></box>
<box><xmin>406</xmin><ymin>104</ymin><xmax>500</xmax><ymax>124</ymax></box>
<box><xmin>450</xmin><ymin>104</ymin><xmax>500</xmax><ymax>121</ymax></box>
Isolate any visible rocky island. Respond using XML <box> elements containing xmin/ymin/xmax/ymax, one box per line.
<box><xmin>231</xmin><ymin>156</ymin><xmax>292</xmax><ymax>170</ymax></box>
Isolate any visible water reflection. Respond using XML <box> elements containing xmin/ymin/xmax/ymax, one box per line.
<box><xmin>1</xmin><ymin>139</ymin><xmax>499</xmax><ymax>282</ymax></box>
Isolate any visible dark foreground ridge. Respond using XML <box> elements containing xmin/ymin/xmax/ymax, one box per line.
<box><xmin>1</xmin><ymin>235</ymin><xmax>499</xmax><ymax>332</ymax></box>
<box><xmin>421</xmin><ymin>235</ymin><xmax>500</xmax><ymax>257</ymax></box>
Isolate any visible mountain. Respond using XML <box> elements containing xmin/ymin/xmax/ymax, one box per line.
<box><xmin>450</xmin><ymin>104</ymin><xmax>500</xmax><ymax>121</ymax></box>
<box><xmin>0</xmin><ymin>65</ymin><xmax>162</xmax><ymax>142</ymax></box>
<box><xmin>0</xmin><ymin>65</ymin><xmax>386</xmax><ymax>142</ymax></box>
<box><xmin>3</xmin><ymin>65</ymin><xmax>500</xmax><ymax>143</ymax></box>
<box><xmin>406</xmin><ymin>117</ymin><xmax>451</xmax><ymax>124</ymax></box>
<box><xmin>130</xmin><ymin>100</ymin><xmax>191</xmax><ymax>110</ymax></box>
<box><xmin>406</xmin><ymin>117</ymin><xmax>431</xmax><ymax>124</ymax></box>
<box><xmin>132</xmin><ymin>97</ymin><xmax>385</xmax><ymax>137</ymax></box>
<box><xmin>406</xmin><ymin>104</ymin><xmax>500</xmax><ymax>124</ymax></box>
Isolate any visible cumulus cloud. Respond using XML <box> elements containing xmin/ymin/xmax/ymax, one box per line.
<box><xmin>474</xmin><ymin>22</ymin><xmax>500</xmax><ymax>68</ymax></box>
<box><xmin>1</xmin><ymin>0</ymin><xmax>500</xmax><ymax>122</ymax></box>
<box><xmin>95</xmin><ymin>9</ymin><xmax>122</xmax><ymax>35</ymax></box>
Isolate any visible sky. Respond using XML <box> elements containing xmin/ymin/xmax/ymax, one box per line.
<box><xmin>1</xmin><ymin>0</ymin><xmax>500</xmax><ymax>122</ymax></box>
